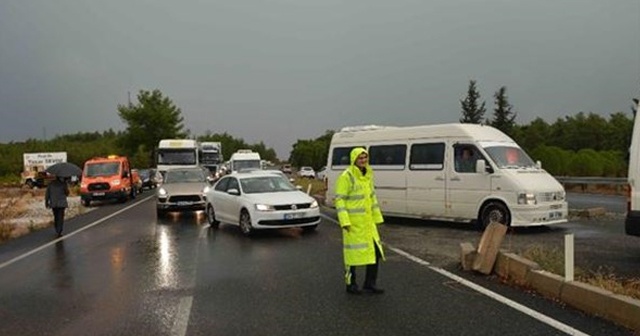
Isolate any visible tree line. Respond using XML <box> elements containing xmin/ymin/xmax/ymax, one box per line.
<box><xmin>0</xmin><ymin>86</ymin><xmax>637</xmax><ymax>182</ymax></box>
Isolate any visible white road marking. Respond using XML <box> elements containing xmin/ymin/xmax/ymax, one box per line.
<box><xmin>0</xmin><ymin>196</ymin><xmax>154</xmax><ymax>270</ymax></box>
<box><xmin>171</xmin><ymin>296</ymin><xmax>193</xmax><ymax>336</ymax></box>
<box><xmin>321</xmin><ymin>214</ymin><xmax>589</xmax><ymax>336</ymax></box>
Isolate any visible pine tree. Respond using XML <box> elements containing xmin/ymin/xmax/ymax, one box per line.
<box><xmin>490</xmin><ymin>86</ymin><xmax>517</xmax><ymax>136</ymax></box>
<box><xmin>459</xmin><ymin>80</ymin><xmax>486</xmax><ymax>124</ymax></box>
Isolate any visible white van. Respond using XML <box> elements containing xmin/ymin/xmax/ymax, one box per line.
<box><xmin>625</xmin><ymin>99</ymin><xmax>640</xmax><ymax>237</ymax></box>
<box><xmin>325</xmin><ymin>123</ymin><xmax>568</xmax><ymax>229</ymax></box>
<box><xmin>229</xmin><ymin>150</ymin><xmax>262</xmax><ymax>173</ymax></box>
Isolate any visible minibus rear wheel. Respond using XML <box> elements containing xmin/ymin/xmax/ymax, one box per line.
<box><xmin>478</xmin><ymin>202</ymin><xmax>510</xmax><ymax>230</ymax></box>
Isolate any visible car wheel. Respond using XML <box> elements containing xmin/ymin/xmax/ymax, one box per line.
<box><xmin>478</xmin><ymin>202</ymin><xmax>510</xmax><ymax>230</ymax></box>
<box><xmin>156</xmin><ymin>208</ymin><xmax>166</xmax><ymax>218</ymax></box>
<box><xmin>82</xmin><ymin>198</ymin><xmax>91</xmax><ymax>207</ymax></box>
<box><xmin>302</xmin><ymin>224</ymin><xmax>318</xmax><ymax>233</ymax></box>
<box><xmin>131</xmin><ymin>187</ymin><xmax>137</xmax><ymax>200</ymax></box>
<box><xmin>239</xmin><ymin>210</ymin><xmax>253</xmax><ymax>236</ymax></box>
<box><xmin>206</xmin><ymin>204</ymin><xmax>220</xmax><ymax>228</ymax></box>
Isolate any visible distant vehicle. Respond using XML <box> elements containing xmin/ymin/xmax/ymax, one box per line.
<box><xmin>156</xmin><ymin>139</ymin><xmax>199</xmax><ymax>177</ymax></box>
<box><xmin>80</xmin><ymin>155</ymin><xmax>137</xmax><ymax>206</ymax></box>
<box><xmin>138</xmin><ymin>168</ymin><xmax>159</xmax><ymax>189</ymax></box>
<box><xmin>298</xmin><ymin>166</ymin><xmax>316</xmax><ymax>179</ymax></box>
<box><xmin>229</xmin><ymin>150</ymin><xmax>261</xmax><ymax>173</ymax></box>
<box><xmin>281</xmin><ymin>164</ymin><xmax>292</xmax><ymax>174</ymax></box>
<box><xmin>625</xmin><ymin>98</ymin><xmax>640</xmax><ymax>237</ymax></box>
<box><xmin>204</xmin><ymin>170</ymin><xmax>320</xmax><ymax>235</ymax></box>
<box><xmin>316</xmin><ymin>166</ymin><xmax>327</xmax><ymax>181</ymax></box>
<box><xmin>21</xmin><ymin>152</ymin><xmax>67</xmax><ymax>188</ymax></box>
<box><xmin>199</xmin><ymin>141</ymin><xmax>223</xmax><ymax>175</ymax></box>
<box><xmin>131</xmin><ymin>169</ymin><xmax>143</xmax><ymax>194</ymax></box>
<box><xmin>156</xmin><ymin>167</ymin><xmax>211</xmax><ymax>217</ymax></box>
<box><xmin>325</xmin><ymin>123</ymin><xmax>568</xmax><ymax>229</ymax></box>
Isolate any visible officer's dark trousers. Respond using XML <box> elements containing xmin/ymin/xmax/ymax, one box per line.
<box><xmin>347</xmin><ymin>241</ymin><xmax>382</xmax><ymax>288</ymax></box>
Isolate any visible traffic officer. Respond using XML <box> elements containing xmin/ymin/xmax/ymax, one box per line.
<box><xmin>334</xmin><ymin>147</ymin><xmax>385</xmax><ymax>294</ymax></box>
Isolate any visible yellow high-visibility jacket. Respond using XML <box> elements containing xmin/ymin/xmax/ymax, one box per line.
<box><xmin>334</xmin><ymin>147</ymin><xmax>385</xmax><ymax>266</ymax></box>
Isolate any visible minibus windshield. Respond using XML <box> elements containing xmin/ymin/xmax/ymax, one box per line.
<box><xmin>482</xmin><ymin>145</ymin><xmax>536</xmax><ymax>169</ymax></box>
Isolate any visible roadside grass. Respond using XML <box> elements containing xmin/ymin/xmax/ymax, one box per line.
<box><xmin>292</xmin><ymin>177</ymin><xmax>326</xmax><ymax>196</ymax></box>
<box><xmin>521</xmin><ymin>244</ymin><xmax>640</xmax><ymax>300</ymax></box>
<box><xmin>0</xmin><ymin>196</ymin><xmax>29</xmax><ymax>242</ymax></box>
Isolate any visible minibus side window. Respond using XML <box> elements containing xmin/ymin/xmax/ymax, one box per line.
<box><xmin>331</xmin><ymin>146</ymin><xmax>365</xmax><ymax>168</ymax></box>
<box><xmin>369</xmin><ymin>144</ymin><xmax>406</xmax><ymax>170</ymax></box>
<box><xmin>409</xmin><ymin>143</ymin><xmax>444</xmax><ymax>170</ymax></box>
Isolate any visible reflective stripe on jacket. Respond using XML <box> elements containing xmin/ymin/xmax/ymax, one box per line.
<box><xmin>334</xmin><ymin>147</ymin><xmax>385</xmax><ymax>266</ymax></box>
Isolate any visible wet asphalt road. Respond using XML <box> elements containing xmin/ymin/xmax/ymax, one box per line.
<box><xmin>0</xmin><ymin>194</ymin><xmax>634</xmax><ymax>335</ymax></box>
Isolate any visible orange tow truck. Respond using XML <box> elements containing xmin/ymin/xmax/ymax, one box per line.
<box><xmin>80</xmin><ymin>155</ymin><xmax>137</xmax><ymax>206</ymax></box>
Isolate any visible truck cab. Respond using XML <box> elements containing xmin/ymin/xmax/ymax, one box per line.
<box><xmin>80</xmin><ymin>155</ymin><xmax>136</xmax><ymax>206</ymax></box>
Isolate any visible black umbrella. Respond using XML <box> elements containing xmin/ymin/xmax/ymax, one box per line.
<box><xmin>45</xmin><ymin>162</ymin><xmax>83</xmax><ymax>178</ymax></box>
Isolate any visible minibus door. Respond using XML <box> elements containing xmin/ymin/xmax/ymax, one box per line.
<box><xmin>447</xmin><ymin>144</ymin><xmax>491</xmax><ymax>221</ymax></box>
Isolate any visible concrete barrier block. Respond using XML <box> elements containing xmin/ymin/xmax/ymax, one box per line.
<box><xmin>460</xmin><ymin>242</ymin><xmax>477</xmax><ymax>271</ymax></box>
<box><xmin>473</xmin><ymin>222</ymin><xmax>508</xmax><ymax>274</ymax></box>
<box><xmin>604</xmin><ymin>294</ymin><xmax>640</xmax><ymax>332</ymax></box>
<box><xmin>560</xmin><ymin>281</ymin><xmax>613</xmax><ymax>318</ymax></box>
<box><xmin>493</xmin><ymin>252</ymin><xmax>540</xmax><ymax>284</ymax></box>
<box><xmin>528</xmin><ymin>270</ymin><xmax>565</xmax><ymax>300</ymax></box>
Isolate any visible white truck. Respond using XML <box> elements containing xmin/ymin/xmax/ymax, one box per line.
<box><xmin>21</xmin><ymin>152</ymin><xmax>67</xmax><ymax>188</ymax></box>
<box><xmin>156</xmin><ymin>139</ymin><xmax>199</xmax><ymax>177</ymax></box>
<box><xmin>199</xmin><ymin>142</ymin><xmax>223</xmax><ymax>175</ymax></box>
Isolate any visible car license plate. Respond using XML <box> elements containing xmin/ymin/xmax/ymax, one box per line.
<box><xmin>548</xmin><ymin>211</ymin><xmax>563</xmax><ymax>219</ymax></box>
<box><xmin>93</xmin><ymin>192</ymin><xmax>105</xmax><ymax>196</ymax></box>
<box><xmin>284</xmin><ymin>212</ymin><xmax>305</xmax><ymax>220</ymax></box>
<box><xmin>177</xmin><ymin>201</ymin><xmax>192</xmax><ymax>206</ymax></box>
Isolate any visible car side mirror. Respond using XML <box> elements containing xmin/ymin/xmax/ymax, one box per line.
<box><xmin>227</xmin><ymin>188</ymin><xmax>240</xmax><ymax>196</ymax></box>
<box><xmin>296</xmin><ymin>185</ymin><xmax>303</xmax><ymax>191</ymax></box>
<box><xmin>536</xmin><ymin>160</ymin><xmax>542</xmax><ymax>169</ymax></box>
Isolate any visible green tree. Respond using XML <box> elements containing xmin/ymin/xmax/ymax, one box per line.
<box><xmin>289</xmin><ymin>130</ymin><xmax>334</xmax><ymax>170</ymax></box>
<box><xmin>489</xmin><ymin>86</ymin><xmax>516</xmax><ymax>136</ymax></box>
<box><xmin>117</xmin><ymin>89</ymin><xmax>187</xmax><ymax>163</ymax></box>
<box><xmin>459</xmin><ymin>80</ymin><xmax>486</xmax><ymax>124</ymax></box>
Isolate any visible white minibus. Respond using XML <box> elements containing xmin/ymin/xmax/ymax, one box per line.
<box><xmin>325</xmin><ymin>123</ymin><xmax>568</xmax><ymax>229</ymax></box>
<box><xmin>229</xmin><ymin>150</ymin><xmax>262</xmax><ymax>173</ymax></box>
<box><xmin>625</xmin><ymin>99</ymin><xmax>640</xmax><ymax>237</ymax></box>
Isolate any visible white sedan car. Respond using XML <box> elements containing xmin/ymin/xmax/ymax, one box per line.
<box><xmin>298</xmin><ymin>166</ymin><xmax>316</xmax><ymax>178</ymax></box>
<box><xmin>205</xmin><ymin>171</ymin><xmax>320</xmax><ymax>235</ymax></box>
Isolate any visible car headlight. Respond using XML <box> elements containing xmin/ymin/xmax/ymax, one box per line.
<box><xmin>112</xmin><ymin>179</ymin><xmax>121</xmax><ymax>186</ymax></box>
<box><xmin>310</xmin><ymin>200</ymin><xmax>319</xmax><ymax>208</ymax></box>
<box><xmin>203</xmin><ymin>186</ymin><xmax>211</xmax><ymax>194</ymax></box>
<box><xmin>517</xmin><ymin>192</ymin><xmax>536</xmax><ymax>205</ymax></box>
<box><xmin>255</xmin><ymin>204</ymin><xmax>275</xmax><ymax>211</ymax></box>
<box><xmin>158</xmin><ymin>188</ymin><xmax>167</xmax><ymax>196</ymax></box>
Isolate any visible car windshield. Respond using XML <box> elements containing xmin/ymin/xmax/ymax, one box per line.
<box><xmin>85</xmin><ymin>162</ymin><xmax>120</xmax><ymax>177</ymax></box>
<box><xmin>240</xmin><ymin>176</ymin><xmax>297</xmax><ymax>194</ymax></box>
<box><xmin>157</xmin><ymin>149</ymin><xmax>197</xmax><ymax>165</ymax></box>
<box><xmin>234</xmin><ymin>160</ymin><xmax>261</xmax><ymax>171</ymax></box>
<box><xmin>164</xmin><ymin>169</ymin><xmax>206</xmax><ymax>183</ymax></box>
<box><xmin>139</xmin><ymin>170</ymin><xmax>150</xmax><ymax>178</ymax></box>
<box><xmin>483</xmin><ymin>145</ymin><xmax>536</xmax><ymax>169</ymax></box>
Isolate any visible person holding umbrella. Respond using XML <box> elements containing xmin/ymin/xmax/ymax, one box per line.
<box><xmin>45</xmin><ymin>176</ymin><xmax>69</xmax><ymax>237</ymax></box>
<box><xmin>44</xmin><ymin>162</ymin><xmax>81</xmax><ymax>237</ymax></box>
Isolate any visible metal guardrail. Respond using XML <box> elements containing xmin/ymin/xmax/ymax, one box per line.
<box><xmin>553</xmin><ymin>176</ymin><xmax>627</xmax><ymax>185</ymax></box>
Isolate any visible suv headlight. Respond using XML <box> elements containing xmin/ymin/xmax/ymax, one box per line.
<box><xmin>203</xmin><ymin>186</ymin><xmax>211</xmax><ymax>194</ymax></box>
<box><xmin>158</xmin><ymin>188</ymin><xmax>167</xmax><ymax>196</ymax></box>
<box><xmin>255</xmin><ymin>204</ymin><xmax>275</xmax><ymax>211</ymax></box>
<box><xmin>310</xmin><ymin>200</ymin><xmax>319</xmax><ymax>208</ymax></box>
<box><xmin>112</xmin><ymin>179</ymin><xmax>121</xmax><ymax>186</ymax></box>
<box><xmin>517</xmin><ymin>192</ymin><xmax>537</xmax><ymax>205</ymax></box>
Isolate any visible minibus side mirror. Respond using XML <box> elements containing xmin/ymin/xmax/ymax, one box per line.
<box><xmin>476</xmin><ymin>160</ymin><xmax>492</xmax><ymax>174</ymax></box>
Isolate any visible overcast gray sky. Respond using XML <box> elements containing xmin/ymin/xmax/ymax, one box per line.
<box><xmin>1</xmin><ymin>1</ymin><xmax>638</xmax><ymax>159</ymax></box>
